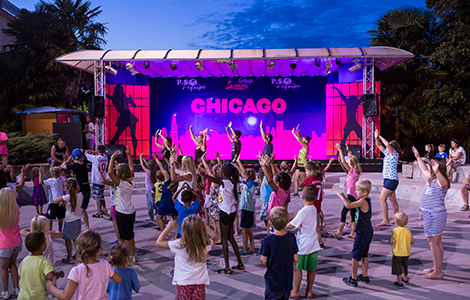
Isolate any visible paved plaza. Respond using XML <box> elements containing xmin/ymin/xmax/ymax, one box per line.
<box><xmin>7</xmin><ymin>172</ymin><xmax>470</xmax><ymax>299</ymax></box>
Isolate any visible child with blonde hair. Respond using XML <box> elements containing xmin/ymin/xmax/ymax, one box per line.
<box><xmin>40</xmin><ymin>166</ymin><xmax>65</xmax><ymax>232</ymax></box>
<box><xmin>156</xmin><ymin>216</ymin><xmax>218</xmax><ymax>299</ymax></box>
<box><xmin>48</xmin><ymin>230</ymin><xmax>122</xmax><ymax>300</ymax></box>
<box><xmin>20</xmin><ymin>215</ymin><xmax>63</xmax><ymax>264</ymax></box>
<box><xmin>0</xmin><ymin>188</ymin><xmax>22</xmax><ymax>299</ymax></box>
<box><xmin>107</xmin><ymin>244</ymin><xmax>140</xmax><ymax>299</ymax></box>
<box><xmin>31</xmin><ymin>167</ymin><xmax>47</xmax><ymax>215</ymax></box>
<box><xmin>389</xmin><ymin>212</ymin><xmax>415</xmax><ymax>288</ymax></box>
<box><xmin>53</xmin><ymin>178</ymin><xmax>83</xmax><ymax>264</ymax></box>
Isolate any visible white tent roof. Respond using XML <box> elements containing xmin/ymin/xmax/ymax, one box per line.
<box><xmin>56</xmin><ymin>46</ymin><xmax>413</xmax><ymax>78</ymax></box>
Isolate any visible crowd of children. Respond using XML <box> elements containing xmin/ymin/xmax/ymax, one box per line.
<box><xmin>0</xmin><ymin>126</ymin><xmax>460</xmax><ymax>300</ymax></box>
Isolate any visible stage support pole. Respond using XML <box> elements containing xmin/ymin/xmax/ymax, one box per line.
<box><xmin>94</xmin><ymin>61</ymin><xmax>106</xmax><ymax>149</ymax></box>
<box><xmin>362</xmin><ymin>57</ymin><xmax>375</xmax><ymax>159</ymax></box>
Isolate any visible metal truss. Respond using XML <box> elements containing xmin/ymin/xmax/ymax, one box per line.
<box><xmin>362</xmin><ymin>57</ymin><xmax>375</xmax><ymax>159</ymax></box>
<box><xmin>94</xmin><ymin>61</ymin><xmax>106</xmax><ymax>149</ymax></box>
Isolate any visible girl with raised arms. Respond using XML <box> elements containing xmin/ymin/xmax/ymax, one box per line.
<box><xmin>291</xmin><ymin>125</ymin><xmax>311</xmax><ymax>197</ymax></box>
<box><xmin>189</xmin><ymin>125</ymin><xmax>208</xmax><ymax>163</ymax></box>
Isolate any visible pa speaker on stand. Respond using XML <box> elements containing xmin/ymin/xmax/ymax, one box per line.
<box><xmin>363</xmin><ymin>94</ymin><xmax>379</xmax><ymax>117</ymax></box>
<box><xmin>88</xmin><ymin>95</ymin><xmax>105</xmax><ymax>118</ymax></box>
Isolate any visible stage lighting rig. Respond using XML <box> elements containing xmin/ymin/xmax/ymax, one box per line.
<box><xmin>104</xmin><ymin>65</ymin><xmax>117</xmax><ymax>76</ymax></box>
<box><xmin>170</xmin><ymin>63</ymin><xmax>177</xmax><ymax>71</ymax></box>
<box><xmin>335</xmin><ymin>58</ymin><xmax>342</xmax><ymax>67</ymax></box>
<box><xmin>349</xmin><ymin>61</ymin><xmax>363</xmax><ymax>73</ymax></box>
<box><xmin>290</xmin><ymin>62</ymin><xmax>297</xmax><ymax>70</ymax></box>
<box><xmin>267</xmin><ymin>61</ymin><xmax>276</xmax><ymax>70</ymax></box>
<box><xmin>315</xmin><ymin>58</ymin><xmax>321</xmax><ymax>67</ymax></box>
<box><xmin>195</xmin><ymin>61</ymin><xmax>203</xmax><ymax>71</ymax></box>
<box><xmin>126</xmin><ymin>63</ymin><xmax>138</xmax><ymax>75</ymax></box>
<box><xmin>324</xmin><ymin>61</ymin><xmax>331</xmax><ymax>74</ymax></box>
<box><xmin>144</xmin><ymin>61</ymin><xmax>150</xmax><ymax>69</ymax></box>
<box><xmin>228</xmin><ymin>62</ymin><xmax>237</xmax><ymax>71</ymax></box>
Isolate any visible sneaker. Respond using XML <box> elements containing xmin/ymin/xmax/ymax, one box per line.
<box><xmin>11</xmin><ymin>288</ymin><xmax>18</xmax><ymax>297</ymax></box>
<box><xmin>357</xmin><ymin>274</ymin><xmax>370</xmax><ymax>284</ymax></box>
<box><xmin>110</xmin><ymin>240</ymin><xmax>118</xmax><ymax>245</ymax></box>
<box><xmin>320</xmin><ymin>243</ymin><xmax>325</xmax><ymax>249</ymax></box>
<box><xmin>291</xmin><ymin>193</ymin><xmax>300</xmax><ymax>197</ymax></box>
<box><xmin>239</xmin><ymin>250</ymin><xmax>250</xmax><ymax>257</ymax></box>
<box><xmin>1</xmin><ymin>291</ymin><xmax>10</xmax><ymax>299</ymax></box>
<box><xmin>402</xmin><ymin>278</ymin><xmax>409</xmax><ymax>284</ymax></box>
<box><xmin>343</xmin><ymin>276</ymin><xmax>358</xmax><ymax>287</ymax></box>
<box><xmin>394</xmin><ymin>282</ymin><xmax>404</xmax><ymax>289</ymax></box>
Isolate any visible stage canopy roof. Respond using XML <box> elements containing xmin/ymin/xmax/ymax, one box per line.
<box><xmin>56</xmin><ymin>47</ymin><xmax>414</xmax><ymax>78</ymax></box>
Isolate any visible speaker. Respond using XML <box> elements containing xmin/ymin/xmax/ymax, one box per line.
<box><xmin>340</xmin><ymin>144</ymin><xmax>362</xmax><ymax>159</ymax></box>
<box><xmin>363</xmin><ymin>94</ymin><xmax>379</xmax><ymax>117</ymax></box>
<box><xmin>105</xmin><ymin>144</ymin><xmax>127</xmax><ymax>160</ymax></box>
<box><xmin>88</xmin><ymin>96</ymin><xmax>105</xmax><ymax>118</ymax></box>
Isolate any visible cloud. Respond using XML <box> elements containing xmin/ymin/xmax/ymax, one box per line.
<box><xmin>187</xmin><ymin>0</ymin><xmax>425</xmax><ymax>49</ymax></box>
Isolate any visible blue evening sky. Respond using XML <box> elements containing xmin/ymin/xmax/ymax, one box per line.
<box><xmin>15</xmin><ymin>0</ymin><xmax>426</xmax><ymax>50</ymax></box>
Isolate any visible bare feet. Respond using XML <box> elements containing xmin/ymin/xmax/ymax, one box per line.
<box><xmin>376</xmin><ymin>222</ymin><xmax>391</xmax><ymax>227</ymax></box>
<box><xmin>422</xmin><ymin>272</ymin><xmax>444</xmax><ymax>279</ymax></box>
<box><xmin>328</xmin><ymin>231</ymin><xmax>342</xmax><ymax>240</ymax></box>
<box><xmin>423</xmin><ymin>267</ymin><xmax>434</xmax><ymax>273</ymax></box>
<box><xmin>346</xmin><ymin>233</ymin><xmax>356</xmax><ymax>239</ymax></box>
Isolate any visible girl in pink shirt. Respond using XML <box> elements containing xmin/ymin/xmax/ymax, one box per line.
<box><xmin>329</xmin><ymin>144</ymin><xmax>362</xmax><ymax>240</ymax></box>
<box><xmin>48</xmin><ymin>230</ymin><xmax>122</xmax><ymax>300</ymax></box>
<box><xmin>0</xmin><ymin>188</ymin><xmax>22</xmax><ymax>299</ymax></box>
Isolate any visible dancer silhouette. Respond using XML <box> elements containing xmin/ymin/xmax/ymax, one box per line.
<box><xmin>107</xmin><ymin>85</ymin><xmax>138</xmax><ymax>156</ymax></box>
<box><xmin>333</xmin><ymin>86</ymin><xmax>363</xmax><ymax>144</ymax></box>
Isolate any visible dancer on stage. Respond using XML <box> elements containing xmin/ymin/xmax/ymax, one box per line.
<box><xmin>375</xmin><ymin>130</ymin><xmax>401</xmax><ymax>226</ymax></box>
<box><xmin>189</xmin><ymin>125</ymin><xmax>207</xmax><ymax>163</ymax></box>
<box><xmin>155</xmin><ymin>129</ymin><xmax>175</xmax><ymax>170</ymax></box>
<box><xmin>226</xmin><ymin>122</ymin><xmax>242</xmax><ymax>162</ymax></box>
<box><xmin>260</xmin><ymin>120</ymin><xmax>273</xmax><ymax>157</ymax></box>
<box><xmin>291</xmin><ymin>126</ymin><xmax>311</xmax><ymax>197</ymax></box>
<box><xmin>412</xmin><ymin>147</ymin><xmax>448</xmax><ymax>279</ymax></box>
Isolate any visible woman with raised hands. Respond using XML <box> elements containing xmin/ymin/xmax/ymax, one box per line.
<box><xmin>291</xmin><ymin>125</ymin><xmax>311</xmax><ymax>197</ymax></box>
<box><xmin>154</xmin><ymin>129</ymin><xmax>175</xmax><ymax>170</ymax></box>
<box><xmin>189</xmin><ymin>125</ymin><xmax>207</xmax><ymax>164</ymax></box>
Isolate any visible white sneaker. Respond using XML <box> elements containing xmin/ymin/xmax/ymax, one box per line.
<box><xmin>1</xmin><ymin>291</ymin><xmax>10</xmax><ymax>299</ymax></box>
<box><xmin>11</xmin><ymin>288</ymin><xmax>18</xmax><ymax>297</ymax></box>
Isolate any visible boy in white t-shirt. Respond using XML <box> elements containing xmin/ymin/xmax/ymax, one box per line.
<box><xmin>286</xmin><ymin>185</ymin><xmax>321</xmax><ymax>299</ymax></box>
<box><xmin>40</xmin><ymin>167</ymin><xmax>65</xmax><ymax>231</ymax></box>
<box><xmin>85</xmin><ymin>145</ymin><xmax>109</xmax><ymax>218</ymax></box>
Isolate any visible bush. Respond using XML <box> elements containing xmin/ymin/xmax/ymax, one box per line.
<box><xmin>6</xmin><ymin>132</ymin><xmax>55</xmax><ymax>165</ymax></box>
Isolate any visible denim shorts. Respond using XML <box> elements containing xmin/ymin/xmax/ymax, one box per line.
<box><xmin>0</xmin><ymin>244</ymin><xmax>22</xmax><ymax>258</ymax></box>
<box><xmin>383</xmin><ymin>179</ymin><xmax>399</xmax><ymax>191</ymax></box>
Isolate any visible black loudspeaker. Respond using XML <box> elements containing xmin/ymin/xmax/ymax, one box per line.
<box><xmin>340</xmin><ymin>144</ymin><xmax>362</xmax><ymax>159</ymax></box>
<box><xmin>53</xmin><ymin>122</ymin><xmax>83</xmax><ymax>151</ymax></box>
<box><xmin>363</xmin><ymin>94</ymin><xmax>379</xmax><ymax>117</ymax></box>
<box><xmin>105</xmin><ymin>144</ymin><xmax>127</xmax><ymax>160</ymax></box>
<box><xmin>88</xmin><ymin>96</ymin><xmax>105</xmax><ymax>118</ymax></box>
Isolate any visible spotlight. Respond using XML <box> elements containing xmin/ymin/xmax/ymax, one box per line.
<box><xmin>348</xmin><ymin>61</ymin><xmax>363</xmax><ymax>73</ymax></box>
<box><xmin>290</xmin><ymin>63</ymin><xmax>297</xmax><ymax>70</ymax></box>
<box><xmin>335</xmin><ymin>58</ymin><xmax>342</xmax><ymax>67</ymax></box>
<box><xmin>324</xmin><ymin>61</ymin><xmax>332</xmax><ymax>74</ymax></box>
<box><xmin>195</xmin><ymin>61</ymin><xmax>203</xmax><ymax>71</ymax></box>
<box><xmin>144</xmin><ymin>61</ymin><xmax>150</xmax><ymax>69</ymax></box>
<box><xmin>104</xmin><ymin>65</ymin><xmax>117</xmax><ymax>76</ymax></box>
<box><xmin>315</xmin><ymin>58</ymin><xmax>321</xmax><ymax>67</ymax></box>
<box><xmin>267</xmin><ymin>61</ymin><xmax>276</xmax><ymax>70</ymax></box>
<box><xmin>228</xmin><ymin>62</ymin><xmax>237</xmax><ymax>70</ymax></box>
<box><xmin>170</xmin><ymin>63</ymin><xmax>177</xmax><ymax>71</ymax></box>
<box><xmin>126</xmin><ymin>63</ymin><xmax>138</xmax><ymax>76</ymax></box>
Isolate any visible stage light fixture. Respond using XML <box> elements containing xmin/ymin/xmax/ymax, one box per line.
<box><xmin>170</xmin><ymin>63</ymin><xmax>177</xmax><ymax>71</ymax></box>
<box><xmin>195</xmin><ymin>61</ymin><xmax>203</xmax><ymax>71</ymax></box>
<box><xmin>228</xmin><ymin>62</ymin><xmax>237</xmax><ymax>70</ymax></box>
<box><xmin>126</xmin><ymin>63</ymin><xmax>138</xmax><ymax>75</ymax></box>
<box><xmin>335</xmin><ymin>58</ymin><xmax>342</xmax><ymax>67</ymax></box>
<box><xmin>267</xmin><ymin>61</ymin><xmax>276</xmax><ymax>70</ymax></box>
<box><xmin>290</xmin><ymin>62</ymin><xmax>297</xmax><ymax>70</ymax></box>
<box><xmin>315</xmin><ymin>58</ymin><xmax>321</xmax><ymax>67</ymax></box>
<box><xmin>349</xmin><ymin>61</ymin><xmax>363</xmax><ymax>73</ymax></box>
<box><xmin>324</xmin><ymin>61</ymin><xmax>332</xmax><ymax>74</ymax></box>
<box><xmin>104</xmin><ymin>65</ymin><xmax>117</xmax><ymax>76</ymax></box>
<box><xmin>144</xmin><ymin>61</ymin><xmax>150</xmax><ymax>69</ymax></box>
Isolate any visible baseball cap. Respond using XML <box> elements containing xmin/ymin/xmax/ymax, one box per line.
<box><xmin>71</xmin><ymin>148</ymin><xmax>83</xmax><ymax>160</ymax></box>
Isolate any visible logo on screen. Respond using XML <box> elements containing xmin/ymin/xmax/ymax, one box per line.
<box><xmin>271</xmin><ymin>78</ymin><xmax>301</xmax><ymax>91</ymax></box>
<box><xmin>176</xmin><ymin>79</ymin><xmax>207</xmax><ymax>92</ymax></box>
<box><xmin>226</xmin><ymin>78</ymin><xmax>253</xmax><ymax>91</ymax></box>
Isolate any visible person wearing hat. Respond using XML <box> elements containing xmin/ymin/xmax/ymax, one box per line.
<box><xmin>60</xmin><ymin>149</ymin><xmax>90</xmax><ymax>229</ymax></box>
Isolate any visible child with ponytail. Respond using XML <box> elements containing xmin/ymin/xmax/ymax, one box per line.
<box><xmin>53</xmin><ymin>178</ymin><xmax>83</xmax><ymax>264</ymax></box>
<box><xmin>47</xmin><ymin>230</ymin><xmax>122</xmax><ymax>300</ymax></box>
<box><xmin>107</xmin><ymin>244</ymin><xmax>140</xmax><ymax>300</ymax></box>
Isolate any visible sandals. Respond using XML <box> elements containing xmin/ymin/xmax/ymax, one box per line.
<box><xmin>92</xmin><ymin>213</ymin><xmax>103</xmax><ymax>218</ymax></box>
<box><xmin>217</xmin><ymin>268</ymin><xmax>232</xmax><ymax>275</ymax></box>
<box><xmin>328</xmin><ymin>231</ymin><xmax>341</xmax><ymax>240</ymax></box>
<box><xmin>62</xmin><ymin>257</ymin><xmax>74</xmax><ymax>264</ymax></box>
<box><xmin>461</xmin><ymin>205</ymin><xmax>469</xmax><ymax>211</ymax></box>
<box><xmin>231</xmin><ymin>264</ymin><xmax>245</xmax><ymax>271</ymax></box>
<box><xmin>239</xmin><ymin>250</ymin><xmax>250</xmax><ymax>257</ymax></box>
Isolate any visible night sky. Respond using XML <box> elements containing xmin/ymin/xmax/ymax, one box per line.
<box><xmin>16</xmin><ymin>0</ymin><xmax>425</xmax><ymax>50</ymax></box>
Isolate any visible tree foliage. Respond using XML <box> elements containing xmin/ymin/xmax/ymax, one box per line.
<box><xmin>0</xmin><ymin>0</ymin><xmax>106</xmax><ymax>131</ymax></box>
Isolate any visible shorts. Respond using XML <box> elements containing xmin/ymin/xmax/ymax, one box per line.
<box><xmin>296</xmin><ymin>251</ymin><xmax>318</xmax><ymax>271</ymax></box>
<box><xmin>264</xmin><ymin>286</ymin><xmax>291</xmax><ymax>300</ymax></box>
<box><xmin>352</xmin><ymin>233</ymin><xmax>372</xmax><ymax>261</ymax></box>
<box><xmin>219</xmin><ymin>211</ymin><xmax>236</xmax><ymax>225</ymax></box>
<box><xmin>260</xmin><ymin>202</ymin><xmax>269</xmax><ymax>221</ymax></box>
<box><xmin>240</xmin><ymin>210</ymin><xmax>254</xmax><ymax>228</ymax></box>
<box><xmin>296</xmin><ymin>166</ymin><xmax>306</xmax><ymax>173</ymax></box>
<box><xmin>0</xmin><ymin>244</ymin><xmax>22</xmax><ymax>258</ymax></box>
<box><xmin>204</xmin><ymin>194</ymin><xmax>211</xmax><ymax>209</ymax></box>
<box><xmin>46</xmin><ymin>203</ymin><xmax>66</xmax><ymax>220</ymax></box>
<box><xmin>175</xmin><ymin>284</ymin><xmax>205</xmax><ymax>300</ymax></box>
<box><xmin>111</xmin><ymin>205</ymin><xmax>116</xmax><ymax>221</ymax></box>
<box><xmin>449</xmin><ymin>161</ymin><xmax>462</xmax><ymax>169</ymax></box>
<box><xmin>92</xmin><ymin>184</ymin><xmax>105</xmax><ymax>201</ymax></box>
<box><xmin>80</xmin><ymin>184</ymin><xmax>91</xmax><ymax>209</ymax></box>
<box><xmin>391</xmin><ymin>255</ymin><xmax>409</xmax><ymax>275</ymax></box>
<box><xmin>62</xmin><ymin>219</ymin><xmax>81</xmax><ymax>240</ymax></box>
<box><xmin>422</xmin><ymin>210</ymin><xmax>447</xmax><ymax>237</ymax></box>
<box><xmin>116</xmin><ymin>211</ymin><xmax>136</xmax><ymax>240</ymax></box>
<box><xmin>383</xmin><ymin>179</ymin><xmax>399</xmax><ymax>191</ymax></box>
